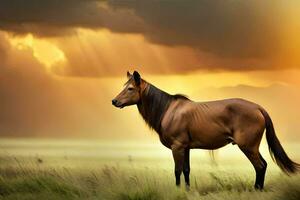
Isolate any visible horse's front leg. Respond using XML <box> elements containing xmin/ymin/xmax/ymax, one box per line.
<box><xmin>183</xmin><ymin>148</ymin><xmax>190</xmax><ymax>188</ymax></box>
<box><xmin>171</xmin><ymin>142</ymin><xmax>185</xmax><ymax>186</ymax></box>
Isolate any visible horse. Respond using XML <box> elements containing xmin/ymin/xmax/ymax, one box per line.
<box><xmin>112</xmin><ymin>71</ymin><xmax>300</xmax><ymax>190</ymax></box>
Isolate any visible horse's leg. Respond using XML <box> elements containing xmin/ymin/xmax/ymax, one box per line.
<box><xmin>183</xmin><ymin>148</ymin><xmax>190</xmax><ymax>188</ymax></box>
<box><xmin>258</xmin><ymin>153</ymin><xmax>267</xmax><ymax>187</ymax></box>
<box><xmin>171</xmin><ymin>143</ymin><xmax>185</xmax><ymax>186</ymax></box>
<box><xmin>239</xmin><ymin>147</ymin><xmax>267</xmax><ymax>190</ymax></box>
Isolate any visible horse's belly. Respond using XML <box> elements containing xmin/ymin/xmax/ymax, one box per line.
<box><xmin>188</xmin><ymin>126</ymin><xmax>232</xmax><ymax>149</ymax></box>
<box><xmin>189</xmin><ymin>140</ymin><xmax>229</xmax><ymax>150</ymax></box>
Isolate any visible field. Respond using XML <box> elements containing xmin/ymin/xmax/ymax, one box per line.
<box><xmin>0</xmin><ymin>138</ymin><xmax>300</xmax><ymax>200</ymax></box>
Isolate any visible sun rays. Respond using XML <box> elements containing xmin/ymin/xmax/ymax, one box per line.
<box><xmin>9</xmin><ymin>33</ymin><xmax>66</xmax><ymax>70</ymax></box>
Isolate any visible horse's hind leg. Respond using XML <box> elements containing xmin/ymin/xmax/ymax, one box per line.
<box><xmin>258</xmin><ymin>153</ymin><xmax>267</xmax><ymax>188</ymax></box>
<box><xmin>234</xmin><ymin>112</ymin><xmax>266</xmax><ymax>189</ymax></box>
<box><xmin>239</xmin><ymin>147</ymin><xmax>267</xmax><ymax>190</ymax></box>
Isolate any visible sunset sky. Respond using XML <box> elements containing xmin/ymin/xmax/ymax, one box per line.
<box><xmin>1</xmin><ymin>0</ymin><xmax>300</xmax><ymax>141</ymax></box>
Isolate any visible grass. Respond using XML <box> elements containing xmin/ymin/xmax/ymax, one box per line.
<box><xmin>1</xmin><ymin>160</ymin><xmax>300</xmax><ymax>200</ymax></box>
<box><xmin>0</xmin><ymin>139</ymin><xmax>300</xmax><ymax>200</ymax></box>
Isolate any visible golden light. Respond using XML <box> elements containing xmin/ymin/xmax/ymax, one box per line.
<box><xmin>9</xmin><ymin>34</ymin><xmax>66</xmax><ymax>69</ymax></box>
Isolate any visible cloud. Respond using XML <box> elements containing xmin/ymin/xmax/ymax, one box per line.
<box><xmin>1</xmin><ymin>33</ymin><xmax>300</xmax><ymax>141</ymax></box>
<box><xmin>107</xmin><ymin>0</ymin><xmax>300</xmax><ymax>70</ymax></box>
<box><xmin>51</xmin><ymin>29</ymin><xmax>206</xmax><ymax>77</ymax></box>
<box><xmin>0</xmin><ymin>32</ymin><xmax>61</xmax><ymax>136</ymax></box>
<box><xmin>0</xmin><ymin>1</ymin><xmax>295</xmax><ymax>55</ymax></box>
<box><xmin>0</xmin><ymin>0</ymin><xmax>144</xmax><ymax>37</ymax></box>
<box><xmin>0</xmin><ymin>32</ymin><xmax>151</xmax><ymax>138</ymax></box>
<box><xmin>1</xmin><ymin>0</ymin><xmax>300</xmax><ymax>75</ymax></box>
<box><xmin>0</xmin><ymin>32</ymin><xmax>94</xmax><ymax>137</ymax></box>
<box><xmin>109</xmin><ymin>1</ymin><xmax>280</xmax><ymax>58</ymax></box>
<box><xmin>0</xmin><ymin>33</ymin><xmax>10</xmax><ymax>61</ymax></box>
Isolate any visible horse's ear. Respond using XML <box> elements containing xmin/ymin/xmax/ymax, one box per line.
<box><xmin>133</xmin><ymin>71</ymin><xmax>141</xmax><ymax>86</ymax></box>
<box><xmin>127</xmin><ymin>71</ymin><xmax>132</xmax><ymax>79</ymax></box>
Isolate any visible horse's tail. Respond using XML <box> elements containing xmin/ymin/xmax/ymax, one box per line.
<box><xmin>260</xmin><ymin>108</ymin><xmax>300</xmax><ymax>174</ymax></box>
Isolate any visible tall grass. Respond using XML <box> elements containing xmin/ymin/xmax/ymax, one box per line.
<box><xmin>0</xmin><ymin>157</ymin><xmax>300</xmax><ymax>200</ymax></box>
<box><xmin>1</xmin><ymin>139</ymin><xmax>299</xmax><ymax>200</ymax></box>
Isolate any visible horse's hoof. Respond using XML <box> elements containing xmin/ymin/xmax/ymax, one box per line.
<box><xmin>254</xmin><ymin>184</ymin><xmax>263</xmax><ymax>191</ymax></box>
<box><xmin>185</xmin><ymin>185</ymin><xmax>190</xmax><ymax>191</ymax></box>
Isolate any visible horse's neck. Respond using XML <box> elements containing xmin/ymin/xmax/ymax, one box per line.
<box><xmin>137</xmin><ymin>84</ymin><xmax>173</xmax><ymax>134</ymax></box>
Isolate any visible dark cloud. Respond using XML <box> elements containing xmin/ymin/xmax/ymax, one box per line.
<box><xmin>108</xmin><ymin>0</ymin><xmax>287</xmax><ymax>59</ymax></box>
<box><xmin>0</xmin><ymin>1</ymin><xmax>289</xmax><ymax>57</ymax></box>
<box><xmin>0</xmin><ymin>0</ymin><xmax>299</xmax><ymax>75</ymax></box>
<box><xmin>0</xmin><ymin>0</ymin><xmax>145</xmax><ymax>37</ymax></box>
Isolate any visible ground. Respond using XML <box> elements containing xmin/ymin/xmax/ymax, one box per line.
<box><xmin>0</xmin><ymin>138</ymin><xmax>299</xmax><ymax>200</ymax></box>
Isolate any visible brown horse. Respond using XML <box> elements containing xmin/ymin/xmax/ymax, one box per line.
<box><xmin>112</xmin><ymin>71</ymin><xmax>300</xmax><ymax>190</ymax></box>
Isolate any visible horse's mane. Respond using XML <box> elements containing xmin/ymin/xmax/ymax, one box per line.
<box><xmin>137</xmin><ymin>83</ymin><xmax>189</xmax><ymax>134</ymax></box>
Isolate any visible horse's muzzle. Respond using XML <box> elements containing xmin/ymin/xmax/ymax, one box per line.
<box><xmin>112</xmin><ymin>99</ymin><xmax>124</xmax><ymax>108</ymax></box>
<box><xmin>112</xmin><ymin>99</ymin><xmax>118</xmax><ymax>106</ymax></box>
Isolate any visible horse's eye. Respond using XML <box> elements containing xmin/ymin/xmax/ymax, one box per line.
<box><xmin>128</xmin><ymin>87</ymin><xmax>134</xmax><ymax>91</ymax></box>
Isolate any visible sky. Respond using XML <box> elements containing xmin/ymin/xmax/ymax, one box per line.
<box><xmin>1</xmin><ymin>0</ymin><xmax>300</xmax><ymax>142</ymax></box>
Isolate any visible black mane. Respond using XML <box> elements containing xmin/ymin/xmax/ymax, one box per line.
<box><xmin>137</xmin><ymin>84</ymin><xmax>189</xmax><ymax>134</ymax></box>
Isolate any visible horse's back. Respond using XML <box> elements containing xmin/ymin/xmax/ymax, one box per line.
<box><xmin>196</xmin><ymin>98</ymin><xmax>263</xmax><ymax>118</ymax></box>
<box><xmin>198</xmin><ymin>98</ymin><xmax>258</xmax><ymax>108</ymax></box>
<box><xmin>186</xmin><ymin>98</ymin><xmax>266</xmax><ymax>149</ymax></box>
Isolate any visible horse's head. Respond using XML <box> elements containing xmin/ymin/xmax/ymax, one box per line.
<box><xmin>112</xmin><ymin>71</ymin><xmax>143</xmax><ymax>109</ymax></box>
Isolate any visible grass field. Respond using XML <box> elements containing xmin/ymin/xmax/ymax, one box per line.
<box><xmin>0</xmin><ymin>138</ymin><xmax>300</xmax><ymax>200</ymax></box>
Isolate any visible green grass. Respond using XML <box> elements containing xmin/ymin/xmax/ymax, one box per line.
<box><xmin>1</xmin><ymin>160</ymin><xmax>300</xmax><ymax>200</ymax></box>
<box><xmin>0</xmin><ymin>139</ymin><xmax>300</xmax><ymax>200</ymax></box>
